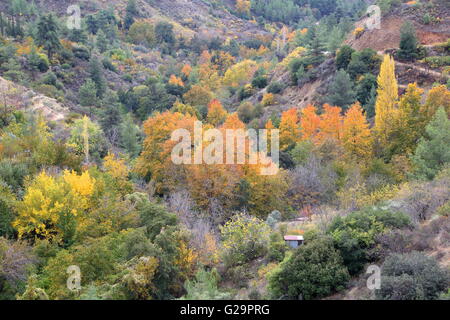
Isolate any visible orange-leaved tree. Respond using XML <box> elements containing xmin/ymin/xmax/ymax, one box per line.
<box><xmin>135</xmin><ymin>111</ymin><xmax>198</xmax><ymax>193</ymax></box>
<box><xmin>342</xmin><ymin>102</ymin><xmax>373</xmax><ymax>162</ymax></box>
<box><xmin>300</xmin><ymin>105</ymin><xmax>321</xmax><ymax>144</ymax></box>
<box><xmin>279</xmin><ymin>108</ymin><xmax>300</xmax><ymax>150</ymax></box>
<box><xmin>206</xmin><ymin>99</ymin><xmax>228</xmax><ymax>126</ymax></box>
<box><xmin>317</xmin><ymin>104</ymin><xmax>343</xmax><ymax>144</ymax></box>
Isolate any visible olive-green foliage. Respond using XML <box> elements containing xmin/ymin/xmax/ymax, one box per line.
<box><xmin>327</xmin><ymin>207</ymin><xmax>411</xmax><ymax>275</ymax></box>
<box><xmin>411</xmin><ymin>107</ymin><xmax>450</xmax><ymax>180</ymax></box>
<box><xmin>335</xmin><ymin>45</ymin><xmax>355</xmax><ymax>70</ymax></box>
<box><xmin>181</xmin><ymin>268</ymin><xmax>231</xmax><ymax>300</ymax></box>
<box><xmin>220</xmin><ymin>213</ymin><xmax>271</xmax><ymax>267</ymax></box>
<box><xmin>67</xmin><ymin>117</ymin><xmax>108</xmax><ymax>162</ymax></box>
<box><xmin>138</xmin><ymin>202</ymin><xmax>178</xmax><ymax>241</ymax></box>
<box><xmin>268</xmin><ymin>237</ymin><xmax>350</xmax><ymax>300</ymax></box>
<box><xmin>267</xmin><ymin>232</ymin><xmax>287</xmax><ymax>262</ymax></box>
<box><xmin>377</xmin><ymin>252</ymin><xmax>450</xmax><ymax>300</ymax></box>
<box><xmin>327</xmin><ymin>69</ymin><xmax>356</xmax><ymax>109</ymax></box>
<box><xmin>347</xmin><ymin>48</ymin><xmax>380</xmax><ymax>79</ymax></box>
<box><xmin>397</xmin><ymin>22</ymin><xmax>418</xmax><ymax>61</ymax></box>
<box><xmin>79</xmin><ymin>79</ymin><xmax>98</xmax><ymax>107</ymax></box>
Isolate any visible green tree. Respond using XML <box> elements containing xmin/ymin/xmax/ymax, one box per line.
<box><xmin>356</xmin><ymin>73</ymin><xmax>377</xmax><ymax>108</ymax></box>
<box><xmin>0</xmin><ymin>188</ymin><xmax>15</xmax><ymax>238</ymax></box>
<box><xmin>139</xmin><ymin>202</ymin><xmax>178</xmax><ymax>241</ymax></box>
<box><xmin>35</xmin><ymin>13</ymin><xmax>61</xmax><ymax>60</ymax></box>
<box><xmin>364</xmin><ymin>85</ymin><xmax>377</xmax><ymax>118</ymax></box>
<box><xmin>335</xmin><ymin>45</ymin><xmax>355</xmax><ymax>70</ymax></box>
<box><xmin>89</xmin><ymin>56</ymin><xmax>107</xmax><ymax>99</ymax></box>
<box><xmin>68</xmin><ymin>117</ymin><xmax>107</xmax><ymax>162</ymax></box>
<box><xmin>155</xmin><ymin>21</ymin><xmax>175</xmax><ymax>45</ymax></box>
<box><xmin>347</xmin><ymin>48</ymin><xmax>380</xmax><ymax>79</ymax></box>
<box><xmin>79</xmin><ymin>79</ymin><xmax>98</xmax><ymax>107</ymax></box>
<box><xmin>397</xmin><ymin>21</ymin><xmax>418</xmax><ymax>61</ymax></box>
<box><xmin>377</xmin><ymin>252</ymin><xmax>450</xmax><ymax>300</ymax></box>
<box><xmin>99</xmin><ymin>92</ymin><xmax>122</xmax><ymax>144</ymax></box>
<box><xmin>328</xmin><ymin>207</ymin><xmax>411</xmax><ymax>275</ymax></box>
<box><xmin>27</xmin><ymin>47</ymin><xmax>49</xmax><ymax>77</ymax></box>
<box><xmin>124</xmin><ymin>0</ymin><xmax>137</xmax><ymax>30</ymax></box>
<box><xmin>220</xmin><ymin>213</ymin><xmax>271</xmax><ymax>267</ymax></box>
<box><xmin>328</xmin><ymin>69</ymin><xmax>356</xmax><ymax>109</ymax></box>
<box><xmin>411</xmin><ymin>107</ymin><xmax>450</xmax><ymax>180</ymax></box>
<box><xmin>120</xmin><ymin>113</ymin><xmax>141</xmax><ymax>158</ymax></box>
<box><xmin>181</xmin><ymin>269</ymin><xmax>231</xmax><ymax>300</ymax></box>
<box><xmin>128</xmin><ymin>21</ymin><xmax>156</xmax><ymax>47</ymax></box>
<box><xmin>268</xmin><ymin>237</ymin><xmax>350</xmax><ymax>300</ymax></box>
<box><xmin>96</xmin><ymin>29</ymin><xmax>108</xmax><ymax>53</ymax></box>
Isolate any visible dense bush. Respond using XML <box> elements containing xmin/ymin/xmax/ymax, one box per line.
<box><xmin>377</xmin><ymin>252</ymin><xmax>450</xmax><ymax>300</ymax></box>
<box><xmin>328</xmin><ymin>207</ymin><xmax>411</xmax><ymax>275</ymax></box>
<box><xmin>181</xmin><ymin>269</ymin><xmax>231</xmax><ymax>300</ymax></box>
<box><xmin>220</xmin><ymin>213</ymin><xmax>270</xmax><ymax>267</ymax></box>
<box><xmin>268</xmin><ymin>237</ymin><xmax>349</xmax><ymax>300</ymax></box>
<box><xmin>267</xmin><ymin>81</ymin><xmax>284</xmax><ymax>94</ymax></box>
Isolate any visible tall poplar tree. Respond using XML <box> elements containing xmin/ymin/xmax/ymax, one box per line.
<box><xmin>374</xmin><ymin>55</ymin><xmax>398</xmax><ymax>155</ymax></box>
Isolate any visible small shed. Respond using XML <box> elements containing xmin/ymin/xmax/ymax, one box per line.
<box><xmin>284</xmin><ymin>235</ymin><xmax>304</xmax><ymax>249</ymax></box>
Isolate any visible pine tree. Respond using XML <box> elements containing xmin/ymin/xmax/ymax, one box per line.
<box><xmin>124</xmin><ymin>0</ymin><xmax>137</xmax><ymax>30</ymax></box>
<box><xmin>397</xmin><ymin>22</ymin><xmax>418</xmax><ymax>61</ymax></box>
<box><xmin>335</xmin><ymin>45</ymin><xmax>355</xmax><ymax>70</ymax></box>
<box><xmin>356</xmin><ymin>73</ymin><xmax>377</xmax><ymax>108</ymax></box>
<box><xmin>82</xmin><ymin>115</ymin><xmax>90</xmax><ymax>164</ymax></box>
<box><xmin>411</xmin><ymin>107</ymin><xmax>450</xmax><ymax>180</ymax></box>
<box><xmin>89</xmin><ymin>56</ymin><xmax>106</xmax><ymax>99</ymax></box>
<box><xmin>79</xmin><ymin>79</ymin><xmax>98</xmax><ymax>108</ymax></box>
<box><xmin>308</xmin><ymin>26</ymin><xmax>325</xmax><ymax>58</ymax></box>
<box><xmin>374</xmin><ymin>55</ymin><xmax>398</xmax><ymax>153</ymax></box>
<box><xmin>100</xmin><ymin>92</ymin><xmax>122</xmax><ymax>144</ymax></box>
<box><xmin>328</xmin><ymin>69</ymin><xmax>356</xmax><ymax>109</ymax></box>
<box><xmin>365</xmin><ymin>86</ymin><xmax>377</xmax><ymax>118</ymax></box>
<box><xmin>0</xmin><ymin>12</ymin><xmax>5</xmax><ymax>36</ymax></box>
<box><xmin>96</xmin><ymin>29</ymin><xmax>108</xmax><ymax>53</ymax></box>
<box><xmin>120</xmin><ymin>113</ymin><xmax>141</xmax><ymax>158</ymax></box>
<box><xmin>35</xmin><ymin>13</ymin><xmax>61</xmax><ymax>60</ymax></box>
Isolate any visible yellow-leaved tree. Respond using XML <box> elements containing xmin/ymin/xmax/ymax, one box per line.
<box><xmin>223</xmin><ymin>59</ymin><xmax>258</xmax><ymax>88</ymax></box>
<box><xmin>236</xmin><ymin>0</ymin><xmax>251</xmax><ymax>15</ymax></box>
<box><xmin>393</xmin><ymin>83</ymin><xmax>424</xmax><ymax>156</ymax></box>
<box><xmin>14</xmin><ymin>170</ymin><xmax>96</xmax><ymax>243</ymax></box>
<box><xmin>374</xmin><ymin>55</ymin><xmax>399</xmax><ymax>152</ymax></box>
<box><xmin>422</xmin><ymin>84</ymin><xmax>450</xmax><ymax>121</ymax></box>
<box><xmin>103</xmin><ymin>152</ymin><xmax>133</xmax><ymax>195</ymax></box>
<box><xmin>342</xmin><ymin>102</ymin><xmax>373</xmax><ymax>162</ymax></box>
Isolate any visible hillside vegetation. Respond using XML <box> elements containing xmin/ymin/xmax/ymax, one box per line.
<box><xmin>0</xmin><ymin>0</ymin><xmax>449</xmax><ymax>300</ymax></box>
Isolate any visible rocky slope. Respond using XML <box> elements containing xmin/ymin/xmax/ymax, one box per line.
<box><xmin>0</xmin><ymin>76</ymin><xmax>68</xmax><ymax>122</ymax></box>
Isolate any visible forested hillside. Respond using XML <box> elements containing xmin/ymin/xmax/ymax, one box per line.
<box><xmin>0</xmin><ymin>0</ymin><xmax>449</xmax><ymax>301</ymax></box>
